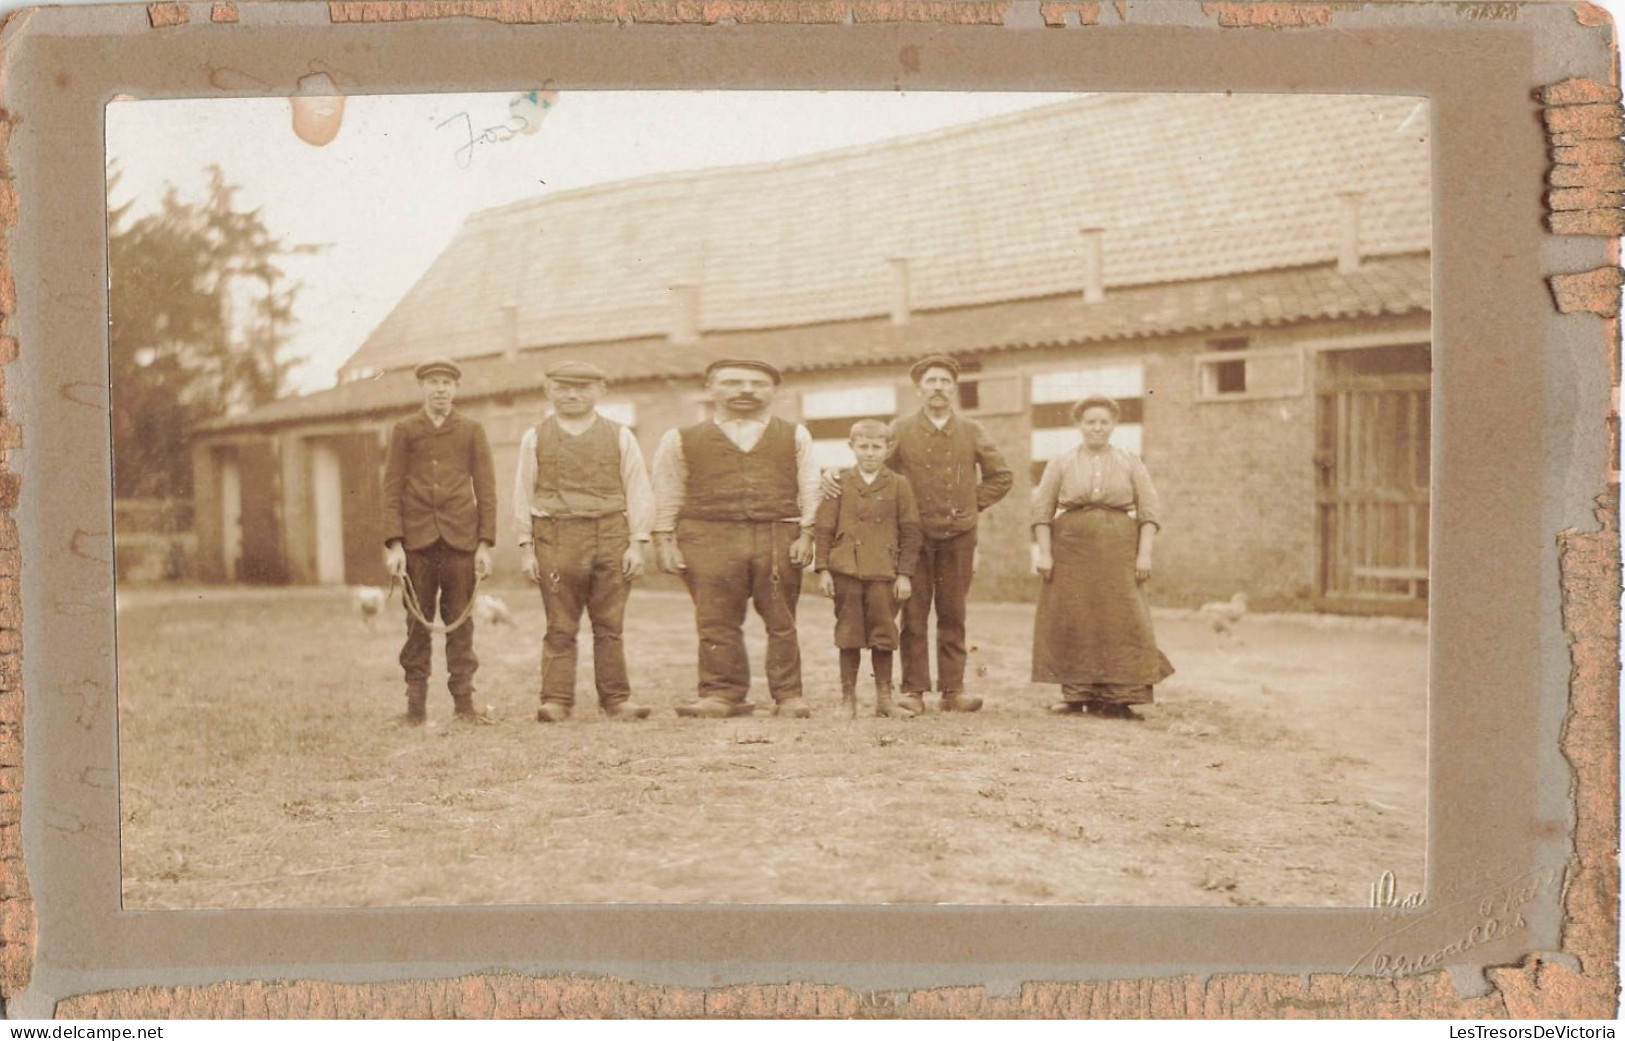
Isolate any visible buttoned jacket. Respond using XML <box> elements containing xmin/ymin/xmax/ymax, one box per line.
<box><xmin>382</xmin><ymin>409</ymin><xmax>498</xmax><ymax>552</ymax></box>
<box><xmin>887</xmin><ymin>411</ymin><xmax>1014</xmax><ymax>540</ymax></box>
<box><xmin>814</xmin><ymin>467</ymin><xmax>923</xmax><ymax>580</ymax></box>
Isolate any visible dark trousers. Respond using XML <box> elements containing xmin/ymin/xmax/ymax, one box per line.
<box><xmin>900</xmin><ymin>527</ymin><xmax>977</xmax><ymax>695</ymax></box>
<box><xmin>677</xmin><ymin>518</ymin><xmax>804</xmax><ymax>704</ymax></box>
<box><xmin>533</xmin><ymin>514</ymin><xmax>632</xmax><ymax>708</ymax></box>
<box><xmin>832</xmin><ymin>573</ymin><xmax>899</xmax><ymax>650</ymax></box>
<box><xmin>400</xmin><ymin>539</ymin><xmax>478</xmax><ymax>702</ymax></box>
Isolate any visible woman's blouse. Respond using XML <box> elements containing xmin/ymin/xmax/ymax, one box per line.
<box><xmin>1030</xmin><ymin>444</ymin><xmax>1161</xmax><ymax>529</ymax></box>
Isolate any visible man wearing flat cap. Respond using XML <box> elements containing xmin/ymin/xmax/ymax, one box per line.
<box><xmin>829</xmin><ymin>354</ymin><xmax>1012</xmax><ymax>715</ymax></box>
<box><xmin>382</xmin><ymin>357</ymin><xmax>498</xmax><ymax>726</ymax></box>
<box><xmin>513</xmin><ymin>360</ymin><xmax>655</xmax><ymax>722</ymax></box>
<box><xmin>651</xmin><ymin>358</ymin><xmax>823</xmax><ymax>718</ymax></box>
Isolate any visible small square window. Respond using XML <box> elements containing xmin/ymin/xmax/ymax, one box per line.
<box><xmin>1214</xmin><ymin>359</ymin><xmax>1247</xmax><ymax>394</ymax></box>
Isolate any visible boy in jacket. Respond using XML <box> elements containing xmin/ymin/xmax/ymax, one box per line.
<box><xmin>814</xmin><ymin>419</ymin><xmax>923</xmax><ymax>718</ymax></box>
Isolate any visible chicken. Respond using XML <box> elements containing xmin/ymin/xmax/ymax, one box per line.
<box><xmin>352</xmin><ymin>585</ymin><xmax>389</xmax><ymax>628</ymax></box>
<box><xmin>474</xmin><ymin>594</ymin><xmax>514</xmax><ymax>627</ymax></box>
<box><xmin>1199</xmin><ymin>592</ymin><xmax>1248</xmax><ymax>636</ymax></box>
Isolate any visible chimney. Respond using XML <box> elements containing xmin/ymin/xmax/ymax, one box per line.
<box><xmin>888</xmin><ymin>257</ymin><xmax>912</xmax><ymax>325</ymax></box>
<box><xmin>669</xmin><ymin>283</ymin><xmax>700</xmax><ymax>345</ymax></box>
<box><xmin>1079</xmin><ymin>227</ymin><xmax>1105</xmax><ymax>304</ymax></box>
<box><xmin>1336</xmin><ymin>191</ymin><xmax>1364</xmax><ymax>273</ymax></box>
<box><xmin>501</xmin><ymin>302</ymin><xmax>520</xmax><ymax>361</ymax></box>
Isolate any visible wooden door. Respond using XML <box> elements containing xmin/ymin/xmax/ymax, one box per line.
<box><xmin>235</xmin><ymin>440</ymin><xmax>286</xmax><ymax>583</ymax></box>
<box><xmin>337</xmin><ymin>431</ymin><xmax>388</xmax><ymax>586</ymax></box>
<box><xmin>1315</xmin><ymin>346</ymin><xmax>1430</xmax><ymax>614</ymax></box>
<box><xmin>219</xmin><ymin>453</ymin><xmax>243</xmax><ymax>581</ymax></box>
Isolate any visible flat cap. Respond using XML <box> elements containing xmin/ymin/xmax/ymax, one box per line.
<box><xmin>909</xmin><ymin>354</ymin><xmax>961</xmax><ymax>383</ymax></box>
<box><xmin>414</xmin><ymin>357</ymin><xmax>463</xmax><ymax>381</ymax></box>
<box><xmin>703</xmin><ymin>358</ymin><xmax>782</xmax><ymax>385</ymax></box>
<box><xmin>545</xmin><ymin>360</ymin><xmax>609</xmax><ymax>383</ymax></box>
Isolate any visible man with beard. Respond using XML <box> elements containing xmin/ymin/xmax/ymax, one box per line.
<box><xmin>382</xmin><ymin>357</ymin><xmax>497</xmax><ymax>726</ymax></box>
<box><xmin>826</xmin><ymin>355</ymin><xmax>1013</xmax><ymax>715</ymax></box>
<box><xmin>651</xmin><ymin>359</ymin><xmax>822</xmax><ymax>718</ymax></box>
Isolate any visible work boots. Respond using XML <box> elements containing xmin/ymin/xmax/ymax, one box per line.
<box><xmin>840</xmin><ymin>684</ymin><xmax>858</xmax><ymax>720</ymax></box>
<box><xmin>397</xmin><ymin>687</ymin><xmax>428</xmax><ymax>727</ymax></box>
<box><xmin>875</xmin><ymin>682</ymin><xmax>896</xmax><ymax>719</ymax></box>
<box><xmin>451</xmin><ymin>694</ymin><xmax>495</xmax><ymax>725</ymax></box>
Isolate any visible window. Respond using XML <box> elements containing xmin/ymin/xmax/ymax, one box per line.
<box><xmin>1195</xmin><ymin>341</ymin><xmax>1305</xmax><ymax>401</ymax></box>
<box><xmin>1028</xmin><ymin>363</ymin><xmax>1145</xmax><ymax>482</ymax></box>
<box><xmin>801</xmin><ymin>384</ymin><xmax>899</xmax><ymax>469</ymax></box>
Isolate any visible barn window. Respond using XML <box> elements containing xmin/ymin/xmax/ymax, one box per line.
<box><xmin>1195</xmin><ymin>341</ymin><xmax>1305</xmax><ymax>401</ymax></box>
<box><xmin>1028</xmin><ymin>363</ymin><xmax>1145</xmax><ymax>482</ymax></box>
<box><xmin>801</xmin><ymin>384</ymin><xmax>899</xmax><ymax>469</ymax></box>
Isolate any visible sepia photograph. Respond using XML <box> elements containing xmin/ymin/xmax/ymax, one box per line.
<box><xmin>108</xmin><ymin>87</ymin><xmax>1433</xmax><ymax>911</ymax></box>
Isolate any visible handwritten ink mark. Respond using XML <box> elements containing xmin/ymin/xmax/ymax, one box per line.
<box><xmin>437</xmin><ymin>111</ymin><xmax>531</xmax><ymax>170</ymax></box>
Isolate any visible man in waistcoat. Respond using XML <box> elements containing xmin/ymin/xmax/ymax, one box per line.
<box><xmin>382</xmin><ymin>357</ymin><xmax>497</xmax><ymax>726</ymax></box>
<box><xmin>827</xmin><ymin>355</ymin><xmax>1013</xmax><ymax>715</ymax></box>
<box><xmin>651</xmin><ymin>359</ymin><xmax>823</xmax><ymax>718</ymax></box>
<box><xmin>513</xmin><ymin>360</ymin><xmax>654</xmax><ymax>722</ymax></box>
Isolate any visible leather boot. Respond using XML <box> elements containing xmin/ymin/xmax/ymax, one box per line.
<box><xmin>535</xmin><ymin>701</ymin><xmax>571</xmax><ymax>723</ymax></box>
<box><xmin>875</xmin><ymin>682</ymin><xmax>895</xmax><ymax>719</ymax></box>
<box><xmin>840</xmin><ymin>684</ymin><xmax>857</xmax><ymax>720</ymax></box>
<box><xmin>398</xmin><ymin>687</ymin><xmax>427</xmax><ymax>726</ymax></box>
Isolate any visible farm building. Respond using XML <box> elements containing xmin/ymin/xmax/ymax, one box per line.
<box><xmin>189</xmin><ymin>92</ymin><xmax>1433</xmax><ymax>614</ymax></box>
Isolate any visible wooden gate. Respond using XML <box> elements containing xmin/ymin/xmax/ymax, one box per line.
<box><xmin>1315</xmin><ymin>346</ymin><xmax>1431</xmax><ymax>614</ymax></box>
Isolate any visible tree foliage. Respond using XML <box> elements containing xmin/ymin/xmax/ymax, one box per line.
<box><xmin>108</xmin><ymin>165</ymin><xmax>319</xmax><ymax>498</ymax></box>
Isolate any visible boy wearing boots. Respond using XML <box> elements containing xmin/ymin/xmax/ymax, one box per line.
<box><xmin>813</xmin><ymin>419</ymin><xmax>923</xmax><ymax>717</ymax></box>
<box><xmin>382</xmin><ymin>357</ymin><xmax>497</xmax><ymax>726</ymax></box>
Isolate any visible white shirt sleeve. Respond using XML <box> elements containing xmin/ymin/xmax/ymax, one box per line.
<box><xmin>620</xmin><ymin>426</ymin><xmax>655</xmax><ymax>542</ymax></box>
<box><xmin>650</xmin><ymin>428</ymin><xmax>687</xmax><ymax>534</ymax></box>
<box><xmin>794</xmin><ymin>424</ymin><xmax>821</xmax><ymax>529</ymax></box>
<box><xmin>514</xmin><ymin>426</ymin><xmax>538</xmax><ymax>547</ymax></box>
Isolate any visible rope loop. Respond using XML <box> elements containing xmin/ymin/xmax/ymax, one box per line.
<box><xmin>393</xmin><ymin>571</ymin><xmax>483</xmax><ymax>634</ymax></box>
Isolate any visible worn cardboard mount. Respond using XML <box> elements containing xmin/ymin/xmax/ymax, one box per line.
<box><xmin>0</xmin><ymin>0</ymin><xmax>1618</xmax><ymax>1020</ymax></box>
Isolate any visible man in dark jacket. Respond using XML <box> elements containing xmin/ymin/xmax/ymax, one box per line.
<box><xmin>382</xmin><ymin>357</ymin><xmax>497</xmax><ymax>725</ymax></box>
<box><xmin>884</xmin><ymin>355</ymin><xmax>1013</xmax><ymax>715</ymax></box>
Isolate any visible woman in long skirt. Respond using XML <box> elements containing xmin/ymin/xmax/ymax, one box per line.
<box><xmin>1031</xmin><ymin>395</ymin><xmax>1173</xmax><ymax>719</ymax></box>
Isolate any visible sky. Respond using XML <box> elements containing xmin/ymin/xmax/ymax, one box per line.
<box><xmin>106</xmin><ymin>90</ymin><xmax>1078</xmax><ymax>394</ymax></box>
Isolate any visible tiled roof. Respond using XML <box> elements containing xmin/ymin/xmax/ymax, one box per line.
<box><xmin>205</xmin><ymin>253</ymin><xmax>1429</xmax><ymax>432</ymax></box>
<box><xmin>340</xmin><ymin>92</ymin><xmax>1431</xmax><ymax>379</ymax></box>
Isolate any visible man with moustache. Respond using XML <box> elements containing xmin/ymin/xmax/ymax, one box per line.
<box><xmin>382</xmin><ymin>357</ymin><xmax>497</xmax><ymax>726</ymax></box>
<box><xmin>651</xmin><ymin>359</ymin><xmax>823</xmax><ymax>719</ymax></box>
<box><xmin>512</xmin><ymin>360</ymin><xmax>654</xmax><ymax>723</ymax></box>
<box><xmin>827</xmin><ymin>355</ymin><xmax>1013</xmax><ymax>715</ymax></box>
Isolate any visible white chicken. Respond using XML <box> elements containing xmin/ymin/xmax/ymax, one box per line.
<box><xmin>474</xmin><ymin>594</ymin><xmax>514</xmax><ymax>627</ymax></box>
<box><xmin>352</xmin><ymin>585</ymin><xmax>389</xmax><ymax>629</ymax></box>
<box><xmin>1199</xmin><ymin>592</ymin><xmax>1248</xmax><ymax>637</ymax></box>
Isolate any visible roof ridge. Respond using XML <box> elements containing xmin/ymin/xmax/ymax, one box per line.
<box><xmin>463</xmin><ymin>93</ymin><xmax>1154</xmax><ymax>223</ymax></box>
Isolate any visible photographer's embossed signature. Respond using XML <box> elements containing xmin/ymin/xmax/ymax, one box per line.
<box><xmin>1351</xmin><ymin>864</ymin><xmax>1567</xmax><ymax>977</ymax></box>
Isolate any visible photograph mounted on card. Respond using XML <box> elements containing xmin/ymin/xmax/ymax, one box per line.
<box><xmin>3</xmin><ymin>0</ymin><xmax>1615</xmax><ymax>1020</ymax></box>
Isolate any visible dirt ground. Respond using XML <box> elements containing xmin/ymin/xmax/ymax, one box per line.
<box><xmin>116</xmin><ymin>582</ymin><xmax>1427</xmax><ymax>909</ymax></box>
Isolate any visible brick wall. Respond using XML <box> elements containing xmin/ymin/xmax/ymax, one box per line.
<box><xmin>196</xmin><ymin>312</ymin><xmax>1428</xmax><ymax>614</ymax></box>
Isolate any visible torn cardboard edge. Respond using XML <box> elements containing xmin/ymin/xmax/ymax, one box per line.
<box><xmin>46</xmin><ymin>955</ymin><xmax>1620</xmax><ymax>1018</ymax></box>
<box><xmin>0</xmin><ymin>96</ymin><xmax>27</xmax><ymax>1006</ymax></box>
<box><xmin>1541</xmin><ymin>77</ymin><xmax>1625</xmax><ymax>235</ymax></box>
